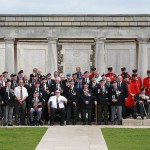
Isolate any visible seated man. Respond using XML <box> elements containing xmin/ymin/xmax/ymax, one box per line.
<box><xmin>47</xmin><ymin>90</ymin><xmax>67</xmax><ymax>126</ymax></box>
<box><xmin>30</xmin><ymin>91</ymin><xmax>44</xmax><ymax>126</ymax></box>
<box><xmin>135</xmin><ymin>88</ymin><xmax>150</xmax><ymax>119</ymax></box>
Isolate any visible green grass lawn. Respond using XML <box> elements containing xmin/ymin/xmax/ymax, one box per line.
<box><xmin>102</xmin><ymin>128</ymin><xmax>150</xmax><ymax>150</ymax></box>
<box><xmin>0</xmin><ymin>127</ymin><xmax>47</xmax><ymax>150</ymax></box>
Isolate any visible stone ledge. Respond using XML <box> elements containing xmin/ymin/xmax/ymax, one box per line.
<box><xmin>0</xmin><ymin>15</ymin><xmax>149</xmax><ymax>22</ymax></box>
<box><xmin>122</xmin><ymin>119</ymin><xmax>150</xmax><ymax>126</ymax></box>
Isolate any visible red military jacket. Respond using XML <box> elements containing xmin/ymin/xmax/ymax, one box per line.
<box><xmin>130</xmin><ymin>79</ymin><xmax>141</xmax><ymax>96</ymax></box>
<box><xmin>125</xmin><ymin>82</ymin><xmax>134</xmax><ymax>107</ymax></box>
<box><xmin>89</xmin><ymin>73</ymin><xmax>96</xmax><ymax>79</ymax></box>
<box><xmin>143</xmin><ymin>77</ymin><xmax>150</xmax><ymax>95</ymax></box>
<box><xmin>105</xmin><ymin>73</ymin><xmax>116</xmax><ymax>82</ymax></box>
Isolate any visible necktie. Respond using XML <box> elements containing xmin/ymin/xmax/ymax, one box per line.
<box><xmin>7</xmin><ymin>87</ymin><xmax>10</xmax><ymax>99</ymax></box>
<box><xmin>20</xmin><ymin>87</ymin><xmax>23</xmax><ymax>100</ymax></box>
<box><xmin>119</xmin><ymin>82</ymin><xmax>121</xmax><ymax>87</ymax></box>
<box><xmin>56</xmin><ymin>97</ymin><xmax>59</xmax><ymax>109</ymax></box>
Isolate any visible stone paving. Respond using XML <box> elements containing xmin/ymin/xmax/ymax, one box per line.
<box><xmin>36</xmin><ymin>125</ymin><xmax>108</xmax><ymax>150</ymax></box>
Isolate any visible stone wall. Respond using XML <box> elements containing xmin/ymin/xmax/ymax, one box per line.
<box><xmin>0</xmin><ymin>14</ymin><xmax>150</xmax><ymax>78</ymax></box>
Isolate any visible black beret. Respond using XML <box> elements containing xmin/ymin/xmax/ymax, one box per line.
<box><xmin>99</xmin><ymin>79</ymin><xmax>105</xmax><ymax>82</ymax></box>
<box><xmin>2</xmin><ymin>71</ymin><xmax>8</xmax><ymax>74</ymax></box>
<box><xmin>18</xmin><ymin>70</ymin><xmax>23</xmax><ymax>74</ymax></box>
<box><xmin>122</xmin><ymin>72</ymin><xmax>128</xmax><ymax>76</ymax></box>
<box><xmin>121</xmin><ymin>67</ymin><xmax>126</xmax><ymax>71</ymax></box>
<box><xmin>72</xmin><ymin>73</ymin><xmax>77</xmax><ymax>76</ymax></box>
<box><xmin>108</xmin><ymin>67</ymin><xmax>112</xmax><ymax>70</ymax></box>
<box><xmin>10</xmin><ymin>74</ymin><xmax>13</xmax><ymax>77</ymax></box>
<box><xmin>30</xmin><ymin>74</ymin><xmax>36</xmax><ymax>78</ymax></box>
<box><xmin>84</xmin><ymin>71</ymin><xmax>89</xmax><ymax>74</ymax></box>
<box><xmin>46</xmin><ymin>73</ymin><xmax>51</xmax><ymax>76</ymax></box>
<box><xmin>132</xmin><ymin>74</ymin><xmax>137</xmax><ymax>77</ymax></box>
<box><xmin>91</xmin><ymin>67</ymin><xmax>96</xmax><ymax>71</ymax></box>
<box><xmin>35</xmin><ymin>81</ymin><xmax>40</xmax><ymax>84</ymax></box>
<box><xmin>41</xmin><ymin>77</ymin><xmax>47</xmax><ymax>81</ymax></box>
<box><xmin>12</xmin><ymin>74</ymin><xmax>17</xmax><ymax>77</ymax></box>
<box><xmin>140</xmin><ymin>88</ymin><xmax>145</xmax><ymax>92</ymax></box>
<box><xmin>132</xmin><ymin>69</ymin><xmax>137</xmax><ymax>73</ymax></box>
<box><xmin>101</xmin><ymin>74</ymin><xmax>105</xmax><ymax>77</ymax></box>
<box><xmin>147</xmin><ymin>70</ymin><xmax>150</xmax><ymax>74</ymax></box>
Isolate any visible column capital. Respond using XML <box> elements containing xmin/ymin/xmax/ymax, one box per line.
<box><xmin>137</xmin><ymin>37</ymin><xmax>149</xmax><ymax>43</ymax></box>
<box><xmin>47</xmin><ymin>37</ymin><xmax>58</xmax><ymax>44</ymax></box>
<box><xmin>95</xmin><ymin>37</ymin><xmax>105</xmax><ymax>43</ymax></box>
<box><xmin>4</xmin><ymin>37</ymin><xmax>15</xmax><ymax>44</ymax></box>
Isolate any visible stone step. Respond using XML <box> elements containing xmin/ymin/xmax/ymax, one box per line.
<box><xmin>122</xmin><ymin>118</ymin><xmax>150</xmax><ymax>126</ymax></box>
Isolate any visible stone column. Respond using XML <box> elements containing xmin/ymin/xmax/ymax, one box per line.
<box><xmin>95</xmin><ymin>37</ymin><xmax>105</xmax><ymax>74</ymax></box>
<box><xmin>47</xmin><ymin>37</ymin><xmax>58</xmax><ymax>75</ymax></box>
<box><xmin>5</xmin><ymin>37</ymin><xmax>15</xmax><ymax>74</ymax></box>
<box><xmin>138</xmin><ymin>38</ymin><xmax>149</xmax><ymax>79</ymax></box>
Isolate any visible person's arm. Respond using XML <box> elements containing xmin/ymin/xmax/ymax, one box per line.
<box><xmin>22</xmin><ymin>88</ymin><xmax>28</xmax><ymax>102</ymax></box>
<box><xmin>14</xmin><ymin>87</ymin><xmax>21</xmax><ymax>103</ymax></box>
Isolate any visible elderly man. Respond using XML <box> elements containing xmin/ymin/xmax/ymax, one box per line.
<box><xmin>47</xmin><ymin>90</ymin><xmax>67</xmax><ymax>126</ymax></box>
<box><xmin>14</xmin><ymin>80</ymin><xmax>28</xmax><ymax>125</ymax></box>
<box><xmin>1</xmin><ymin>79</ymin><xmax>15</xmax><ymax>126</ymax></box>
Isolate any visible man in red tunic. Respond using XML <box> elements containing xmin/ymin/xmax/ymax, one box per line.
<box><xmin>143</xmin><ymin>70</ymin><xmax>150</xmax><ymax>95</ymax></box>
<box><xmin>132</xmin><ymin>69</ymin><xmax>142</xmax><ymax>88</ymax></box>
<box><xmin>130</xmin><ymin>74</ymin><xmax>141</xmax><ymax>101</ymax></box>
<box><xmin>124</xmin><ymin>76</ymin><xmax>134</xmax><ymax>117</ymax></box>
<box><xmin>105</xmin><ymin>67</ymin><xmax>116</xmax><ymax>82</ymax></box>
<box><xmin>120</xmin><ymin>67</ymin><xmax>131</xmax><ymax>78</ymax></box>
<box><xmin>130</xmin><ymin>74</ymin><xmax>141</xmax><ymax>118</ymax></box>
<box><xmin>89</xmin><ymin>67</ymin><xmax>97</xmax><ymax>79</ymax></box>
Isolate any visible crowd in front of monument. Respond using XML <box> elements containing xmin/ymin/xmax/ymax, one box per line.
<box><xmin>0</xmin><ymin>66</ymin><xmax>150</xmax><ymax>126</ymax></box>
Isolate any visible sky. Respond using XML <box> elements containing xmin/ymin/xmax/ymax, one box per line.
<box><xmin>0</xmin><ymin>0</ymin><xmax>150</xmax><ymax>14</ymax></box>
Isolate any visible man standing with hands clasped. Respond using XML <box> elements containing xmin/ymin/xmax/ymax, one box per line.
<box><xmin>14</xmin><ymin>80</ymin><xmax>28</xmax><ymax>125</ymax></box>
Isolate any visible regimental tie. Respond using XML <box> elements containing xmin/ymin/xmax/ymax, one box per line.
<box><xmin>7</xmin><ymin>86</ymin><xmax>10</xmax><ymax>100</ymax></box>
<box><xmin>56</xmin><ymin>97</ymin><xmax>59</xmax><ymax>109</ymax></box>
<box><xmin>20</xmin><ymin>87</ymin><xmax>23</xmax><ymax>100</ymax></box>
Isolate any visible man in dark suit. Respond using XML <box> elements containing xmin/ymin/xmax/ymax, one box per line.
<box><xmin>117</xmin><ymin>75</ymin><xmax>128</xmax><ymax>119</ymax></box>
<box><xmin>95</xmin><ymin>80</ymin><xmax>109</xmax><ymax>125</ymax></box>
<box><xmin>76</xmin><ymin>67</ymin><xmax>82</xmax><ymax>79</ymax></box>
<box><xmin>2</xmin><ymin>71</ymin><xmax>9</xmax><ymax>82</ymax></box>
<box><xmin>66</xmin><ymin>80</ymin><xmax>78</xmax><ymax>125</ymax></box>
<box><xmin>30</xmin><ymin>68</ymin><xmax>39</xmax><ymax>81</ymax></box>
<box><xmin>51</xmin><ymin>77</ymin><xmax>65</xmax><ymax>96</ymax></box>
<box><xmin>46</xmin><ymin>73</ymin><xmax>55</xmax><ymax>88</ymax></box>
<box><xmin>11</xmin><ymin>74</ymin><xmax>18</xmax><ymax>90</ymax></box>
<box><xmin>82</xmin><ymin>71</ymin><xmax>91</xmax><ymax>85</ymax></box>
<box><xmin>1</xmin><ymin>79</ymin><xmax>15</xmax><ymax>126</ymax></box>
<box><xmin>17</xmin><ymin>70</ymin><xmax>24</xmax><ymax>81</ymax></box>
<box><xmin>81</xmin><ymin>89</ymin><xmax>93</xmax><ymax>125</ymax></box>
<box><xmin>109</xmin><ymin>80</ymin><xmax>124</xmax><ymax>125</ymax></box>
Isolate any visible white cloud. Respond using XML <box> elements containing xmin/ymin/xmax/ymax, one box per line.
<box><xmin>0</xmin><ymin>0</ymin><xmax>150</xmax><ymax>14</ymax></box>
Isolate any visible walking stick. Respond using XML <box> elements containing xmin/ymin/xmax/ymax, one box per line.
<box><xmin>95</xmin><ymin>104</ymin><xmax>97</xmax><ymax>123</ymax></box>
<box><xmin>142</xmin><ymin>102</ymin><xmax>148</xmax><ymax>119</ymax></box>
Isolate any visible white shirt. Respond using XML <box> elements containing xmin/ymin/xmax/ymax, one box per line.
<box><xmin>48</xmin><ymin>95</ymin><xmax>67</xmax><ymax>109</ymax></box>
<box><xmin>14</xmin><ymin>86</ymin><xmax>28</xmax><ymax>100</ymax></box>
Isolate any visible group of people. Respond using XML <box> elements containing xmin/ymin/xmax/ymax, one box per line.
<box><xmin>0</xmin><ymin>66</ymin><xmax>150</xmax><ymax>126</ymax></box>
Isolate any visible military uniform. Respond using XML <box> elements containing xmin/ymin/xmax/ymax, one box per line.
<box><xmin>95</xmin><ymin>82</ymin><xmax>109</xmax><ymax>125</ymax></box>
<box><xmin>66</xmin><ymin>85</ymin><xmax>78</xmax><ymax>125</ymax></box>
